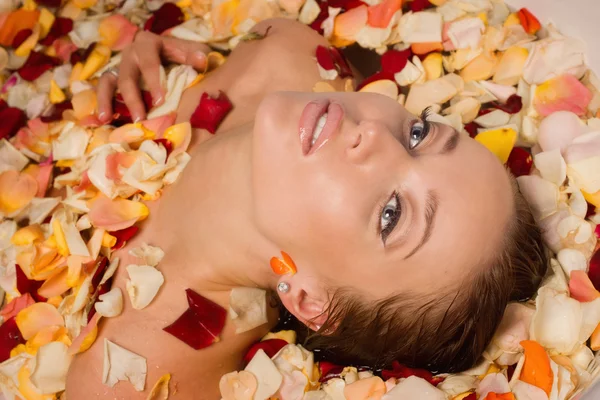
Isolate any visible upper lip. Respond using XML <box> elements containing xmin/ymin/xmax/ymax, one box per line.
<box><xmin>298</xmin><ymin>99</ymin><xmax>344</xmax><ymax>156</ymax></box>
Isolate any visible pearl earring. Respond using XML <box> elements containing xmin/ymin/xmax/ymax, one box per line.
<box><xmin>277</xmin><ymin>282</ymin><xmax>290</xmax><ymax>293</ymax></box>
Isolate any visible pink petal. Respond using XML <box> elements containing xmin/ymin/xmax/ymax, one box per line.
<box><xmin>38</xmin><ymin>268</ymin><xmax>70</xmax><ymax>298</ymax></box>
<box><xmin>88</xmin><ymin>196</ymin><xmax>149</xmax><ymax>231</ymax></box>
<box><xmin>68</xmin><ymin>312</ymin><xmax>100</xmax><ymax>355</ymax></box>
<box><xmin>0</xmin><ymin>293</ymin><xmax>35</xmax><ymax>321</ymax></box>
<box><xmin>99</xmin><ymin>14</ymin><xmax>138</xmax><ymax>51</ymax></box>
<box><xmin>534</xmin><ymin>74</ymin><xmax>593</xmax><ymax>117</ymax></box>
<box><xmin>105</xmin><ymin>152</ymin><xmax>136</xmax><ymax>181</ymax></box>
<box><xmin>144</xmin><ymin>112</ymin><xmax>177</xmax><ymax>138</ymax></box>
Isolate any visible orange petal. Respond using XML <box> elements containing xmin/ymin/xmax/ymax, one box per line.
<box><xmin>144</xmin><ymin>112</ymin><xmax>177</xmax><ymax>138</ymax></box>
<box><xmin>163</xmin><ymin>122</ymin><xmax>192</xmax><ymax>155</ymax></box>
<box><xmin>460</xmin><ymin>52</ymin><xmax>498</xmax><ymax>82</ymax></box>
<box><xmin>98</xmin><ymin>14</ymin><xmax>138</xmax><ymax>51</ymax></box>
<box><xmin>38</xmin><ymin>267</ymin><xmax>70</xmax><ymax>298</ymax></box>
<box><xmin>519</xmin><ymin>340</ymin><xmax>553</xmax><ymax>396</ymax></box>
<box><xmin>0</xmin><ymin>170</ymin><xmax>38</xmax><ymax>214</ymax></box>
<box><xmin>88</xmin><ymin>196</ymin><xmax>150</xmax><ymax>231</ymax></box>
<box><xmin>108</xmin><ymin>122</ymin><xmax>155</xmax><ymax>144</ymax></box>
<box><xmin>344</xmin><ymin>376</ymin><xmax>386</xmax><ymax>400</ymax></box>
<box><xmin>26</xmin><ymin>325</ymin><xmax>71</xmax><ymax>355</ymax></box>
<box><xmin>333</xmin><ymin>5</ymin><xmax>367</xmax><ymax>42</ymax></box>
<box><xmin>591</xmin><ymin>323</ymin><xmax>600</xmax><ymax>351</ymax></box>
<box><xmin>0</xmin><ymin>9</ymin><xmax>40</xmax><ymax>47</ymax></box>
<box><xmin>68</xmin><ymin>313</ymin><xmax>100</xmax><ymax>355</ymax></box>
<box><xmin>148</xmin><ymin>373</ymin><xmax>171</xmax><ymax>400</ymax></box>
<box><xmin>517</xmin><ymin>8</ymin><xmax>541</xmax><ymax>35</ymax></box>
<box><xmin>411</xmin><ymin>42</ymin><xmax>443</xmax><ymax>56</ymax></box>
<box><xmin>367</xmin><ymin>0</ymin><xmax>402</xmax><ymax>28</ymax></box>
<box><xmin>11</xmin><ymin>224</ymin><xmax>45</xmax><ymax>246</ymax></box>
<box><xmin>484</xmin><ymin>393</ymin><xmax>516</xmax><ymax>400</ymax></box>
<box><xmin>23</xmin><ymin>163</ymin><xmax>53</xmax><ymax>197</ymax></box>
<box><xmin>269</xmin><ymin>251</ymin><xmax>297</xmax><ymax>276</ymax></box>
<box><xmin>569</xmin><ymin>271</ymin><xmax>600</xmax><ymax>302</ymax></box>
<box><xmin>71</xmin><ymin>89</ymin><xmax>98</xmax><ymax>120</ymax></box>
<box><xmin>16</xmin><ymin>303</ymin><xmax>65</xmax><ymax>340</ymax></box>
<box><xmin>534</xmin><ymin>74</ymin><xmax>593</xmax><ymax>117</ymax></box>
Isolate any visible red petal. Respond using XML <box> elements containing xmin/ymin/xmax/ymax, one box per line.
<box><xmin>517</xmin><ymin>8</ymin><xmax>541</xmax><ymax>35</ymax></box>
<box><xmin>111</xmin><ymin>91</ymin><xmax>154</xmax><ymax>125</ymax></box>
<box><xmin>190</xmin><ymin>91</ymin><xmax>233</xmax><ymax>134</ymax></box>
<box><xmin>40</xmin><ymin>17</ymin><xmax>73</xmax><ymax>46</ymax></box>
<box><xmin>381</xmin><ymin>361</ymin><xmax>443</xmax><ymax>386</ymax></box>
<box><xmin>36</xmin><ymin>0</ymin><xmax>61</xmax><ymax>7</ymax></box>
<box><xmin>108</xmin><ymin>226</ymin><xmax>139</xmax><ymax>250</ymax></box>
<box><xmin>316</xmin><ymin>45</ymin><xmax>336</xmax><ymax>71</ymax></box>
<box><xmin>493</xmin><ymin>95</ymin><xmax>523</xmax><ymax>114</ymax></box>
<box><xmin>153</xmin><ymin>139</ymin><xmax>174</xmax><ymax>158</ymax></box>
<box><xmin>163</xmin><ymin>289</ymin><xmax>227</xmax><ymax>350</ymax></box>
<box><xmin>330</xmin><ymin>47</ymin><xmax>353</xmax><ymax>78</ymax></box>
<box><xmin>410</xmin><ymin>0</ymin><xmax>432</xmax><ymax>12</ymax></box>
<box><xmin>589</xmin><ymin>249</ymin><xmax>600</xmax><ymax>291</ymax></box>
<box><xmin>0</xmin><ymin>99</ymin><xmax>7</xmax><ymax>112</ymax></box>
<box><xmin>40</xmin><ymin>100</ymin><xmax>72</xmax><ymax>123</ymax></box>
<box><xmin>588</xmin><ymin>204</ymin><xmax>598</xmax><ymax>220</ymax></box>
<box><xmin>17</xmin><ymin>51</ymin><xmax>61</xmax><ymax>81</ymax></box>
<box><xmin>464</xmin><ymin>122</ymin><xmax>480</xmax><ymax>138</ymax></box>
<box><xmin>381</xmin><ymin>48</ymin><xmax>411</xmax><ymax>75</ymax></box>
<box><xmin>319</xmin><ymin>361</ymin><xmax>345</xmax><ymax>383</ymax></box>
<box><xmin>506</xmin><ymin>147</ymin><xmax>532</xmax><ymax>177</ymax></box>
<box><xmin>243</xmin><ymin>339</ymin><xmax>287</xmax><ymax>364</ymax></box>
<box><xmin>356</xmin><ymin>71</ymin><xmax>395</xmax><ymax>91</ymax></box>
<box><xmin>146</xmin><ymin>3</ymin><xmax>184</xmax><ymax>35</ymax></box>
<box><xmin>0</xmin><ymin>317</ymin><xmax>26</xmax><ymax>362</ymax></box>
<box><xmin>328</xmin><ymin>0</ymin><xmax>367</xmax><ymax>10</ymax></box>
<box><xmin>0</xmin><ymin>107</ymin><xmax>27</xmax><ymax>141</ymax></box>
<box><xmin>309</xmin><ymin>2</ymin><xmax>329</xmax><ymax>34</ymax></box>
<box><xmin>16</xmin><ymin>264</ymin><xmax>46</xmax><ymax>303</ymax></box>
<box><xmin>463</xmin><ymin>394</ymin><xmax>477</xmax><ymax>400</ymax></box>
<box><xmin>12</xmin><ymin>28</ymin><xmax>32</xmax><ymax>48</ymax></box>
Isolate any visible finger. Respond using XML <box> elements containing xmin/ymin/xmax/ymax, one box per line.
<box><xmin>117</xmin><ymin>52</ymin><xmax>146</xmax><ymax>122</ymax></box>
<box><xmin>161</xmin><ymin>36</ymin><xmax>211</xmax><ymax>71</ymax></box>
<box><xmin>136</xmin><ymin>39</ymin><xmax>166</xmax><ymax>107</ymax></box>
<box><xmin>97</xmin><ymin>71</ymin><xmax>118</xmax><ymax>122</ymax></box>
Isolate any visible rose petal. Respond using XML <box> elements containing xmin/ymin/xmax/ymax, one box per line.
<box><xmin>517</xmin><ymin>8</ymin><xmax>541</xmax><ymax>35</ymax></box>
<box><xmin>30</xmin><ymin>341</ymin><xmax>72</xmax><ymax>394</ymax></box>
<box><xmin>103</xmin><ymin>339</ymin><xmax>147</xmax><ymax>391</ymax></box>
<box><xmin>0</xmin><ymin>107</ymin><xmax>27</xmax><ymax>141</ymax></box>
<box><xmin>88</xmin><ymin>196</ymin><xmax>150</xmax><ymax>231</ymax></box>
<box><xmin>381</xmin><ymin>48</ymin><xmax>411</xmax><ymax>75</ymax></box>
<box><xmin>519</xmin><ymin>340</ymin><xmax>553</xmax><ymax>396</ymax></box>
<box><xmin>163</xmin><ymin>288</ymin><xmax>227</xmax><ymax>350</ymax></box>
<box><xmin>125</xmin><ymin>264</ymin><xmax>164</xmax><ymax>310</ymax></box>
<box><xmin>344</xmin><ymin>376</ymin><xmax>386</xmax><ymax>400</ymax></box>
<box><xmin>146</xmin><ymin>3</ymin><xmax>184</xmax><ymax>35</ymax></box>
<box><xmin>40</xmin><ymin>17</ymin><xmax>74</xmax><ymax>47</ymax></box>
<box><xmin>229</xmin><ymin>287</ymin><xmax>267</xmax><ymax>334</ymax></box>
<box><xmin>12</xmin><ymin>29</ymin><xmax>32</xmax><ymax>49</ymax></box>
<box><xmin>404</xmin><ymin>75</ymin><xmax>460</xmax><ymax>115</ymax></box>
<box><xmin>381</xmin><ymin>361</ymin><xmax>442</xmax><ymax>386</ymax></box>
<box><xmin>493</xmin><ymin>46</ymin><xmax>529</xmax><ymax>86</ymax></box>
<box><xmin>99</xmin><ymin>14</ymin><xmax>138</xmax><ymax>51</ymax></box>
<box><xmin>506</xmin><ymin>147</ymin><xmax>532</xmax><ymax>177</ymax></box>
<box><xmin>220</xmin><ymin>371</ymin><xmax>257</xmax><ymax>400</ymax></box>
<box><xmin>333</xmin><ymin>5</ymin><xmax>367</xmax><ymax>43</ymax></box>
<box><xmin>537</xmin><ymin>111</ymin><xmax>585</xmax><ymax>154</ymax></box>
<box><xmin>244</xmin><ymin>349</ymin><xmax>283</xmax><ymax>399</ymax></box>
<box><xmin>367</xmin><ymin>0</ymin><xmax>401</xmax><ymax>28</ymax></box>
<box><xmin>0</xmin><ymin>317</ymin><xmax>26</xmax><ymax>362</ymax></box>
<box><xmin>163</xmin><ymin>122</ymin><xmax>192</xmax><ymax>155</ymax></box>
<box><xmin>533</xmin><ymin>149</ymin><xmax>567</xmax><ymax>186</ymax></box>
<box><xmin>38</xmin><ymin>268</ymin><xmax>70</xmax><ymax>298</ymax></box>
<box><xmin>0</xmin><ymin>9</ymin><xmax>39</xmax><ymax>47</ymax></box>
<box><xmin>95</xmin><ymin>287</ymin><xmax>123</xmax><ymax>318</ymax></box>
<box><xmin>383</xmin><ymin>376</ymin><xmax>446</xmax><ymax>400</ymax></box>
<box><xmin>477</xmin><ymin>373</ymin><xmax>511</xmax><ymax>400</ymax></box>
<box><xmin>243</xmin><ymin>339</ymin><xmax>288</xmax><ymax>365</ymax></box>
<box><xmin>128</xmin><ymin>243</ymin><xmax>164</xmax><ymax>267</ymax></box>
<box><xmin>0</xmin><ymin>170</ymin><xmax>38</xmax><ymax>215</ymax></box>
<box><xmin>147</xmin><ymin>373</ymin><xmax>171</xmax><ymax>400</ymax></box>
<box><xmin>17</xmin><ymin>51</ymin><xmax>60</xmax><ymax>82</ymax></box>
<box><xmin>474</xmin><ymin>127</ymin><xmax>517</xmax><ymax>163</ymax></box>
<box><xmin>587</xmin><ymin>249</ymin><xmax>600</xmax><ymax>291</ymax></box>
<box><xmin>143</xmin><ymin>113</ymin><xmax>177</xmax><ymax>139</ymax></box>
<box><xmin>359</xmin><ymin>79</ymin><xmax>398</xmax><ymax>99</ymax></box>
<box><xmin>569</xmin><ymin>270</ymin><xmax>600</xmax><ymax>303</ymax></box>
<box><xmin>269</xmin><ymin>251</ymin><xmax>298</xmax><ymax>276</ymax></box>
<box><xmin>398</xmin><ymin>12</ymin><xmax>442</xmax><ymax>44</ymax></box>
<box><xmin>16</xmin><ymin>303</ymin><xmax>64</xmax><ymax>340</ymax></box>
<box><xmin>534</xmin><ymin>74</ymin><xmax>593</xmax><ymax>117</ymax></box>
<box><xmin>190</xmin><ymin>91</ymin><xmax>233</xmax><ymax>134</ymax></box>
<box><xmin>0</xmin><ymin>294</ymin><xmax>35</xmax><ymax>322</ymax></box>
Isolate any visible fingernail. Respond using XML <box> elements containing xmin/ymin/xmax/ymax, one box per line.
<box><xmin>153</xmin><ymin>95</ymin><xmax>163</xmax><ymax>106</ymax></box>
<box><xmin>98</xmin><ymin>111</ymin><xmax>106</xmax><ymax>120</ymax></box>
<box><xmin>133</xmin><ymin>116</ymin><xmax>142</xmax><ymax>123</ymax></box>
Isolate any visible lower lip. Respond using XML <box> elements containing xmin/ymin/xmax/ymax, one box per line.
<box><xmin>298</xmin><ymin>100</ymin><xmax>344</xmax><ymax>156</ymax></box>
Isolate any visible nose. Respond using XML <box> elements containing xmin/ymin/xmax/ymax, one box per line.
<box><xmin>345</xmin><ymin>120</ymin><xmax>406</xmax><ymax>165</ymax></box>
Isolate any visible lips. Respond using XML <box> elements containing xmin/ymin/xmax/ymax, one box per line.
<box><xmin>298</xmin><ymin>99</ymin><xmax>344</xmax><ymax>156</ymax></box>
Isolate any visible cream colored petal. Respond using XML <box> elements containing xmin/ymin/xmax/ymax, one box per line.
<box><xmin>557</xmin><ymin>248</ymin><xmax>587</xmax><ymax>277</ymax></box>
<box><xmin>474</xmin><ymin>109</ymin><xmax>511</xmax><ymax>129</ymax></box>
<box><xmin>147</xmin><ymin>66</ymin><xmax>198</xmax><ymax>119</ymax></box>
<box><xmin>229</xmin><ymin>287</ymin><xmax>268</xmax><ymax>334</ymax></box>
<box><xmin>244</xmin><ymin>349</ymin><xmax>283</xmax><ymax>400</ymax></box>
<box><xmin>516</xmin><ymin>175</ymin><xmax>559</xmax><ymax>221</ymax></box>
<box><xmin>128</xmin><ymin>243</ymin><xmax>165</xmax><ymax>267</ymax></box>
<box><xmin>511</xmin><ymin>380</ymin><xmax>548</xmax><ymax>400</ymax></box>
<box><xmin>125</xmin><ymin>265</ymin><xmax>164</xmax><ymax>310</ymax></box>
<box><xmin>219</xmin><ymin>371</ymin><xmax>257</xmax><ymax>400</ymax></box>
<box><xmin>405</xmin><ymin>77</ymin><xmax>459</xmax><ymax>115</ymax></box>
<box><xmin>52</xmin><ymin>125</ymin><xmax>90</xmax><ymax>161</ymax></box>
<box><xmin>397</xmin><ymin>11</ymin><xmax>443</xmax><ymax>44</ymax></box>
<box><xmin>162</xmin><ymin>152</ymin><xmax>191</xmax><ymax>185</ymax></box>
<box><xmin>534</xmin><ymin>150</ymin><xmax>567</xmax><ymax>186</ymax></box>
<box><xmin>100</xmin><ymin>257</ymin><xmax>120</xmax><ymax>286</ymax></box>
<box><xmin>30</xmin><ymin>342</ymin><xmax>72</xmax><ymax>394</ymax></box>
<box><xmin>95</xmin><ymin>287</ymin><xmax>123</xmax><ymax>318</ymax></box>
<box><xmin>298</xmin><ymin>0</ymin><xmax>321</xmax><ymax>25</ymax></box>
<box><xmin>476</xmin><ymin>373</ymin><xmax>510</xmax><ymax>400</ymax></box>
<box><xmin>382</xmin><ymin>376</ymin><xmax>446</xmax><ymax>400</ymax></box>
<box><xmin>0</xmin><ymin>139</ymin><xmax>29</xmax><ymax>173</ymax></box>
<box><xmin>436</xmin><ymin>375</ymin><xmax>478</xmax><ymax>397</ymax></box>
<box><xmin>103</xmin><ymin>339</ymin><xmax>147</xmax><ymax>391</ymax></box>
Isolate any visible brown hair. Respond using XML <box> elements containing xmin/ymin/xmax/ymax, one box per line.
<box><xmin>295</xmin><ymin>175</ymin><xmax>549</xmax><ymax>373</ymax></box>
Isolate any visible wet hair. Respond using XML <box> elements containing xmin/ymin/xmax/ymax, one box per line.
<box><xmin>294</xmin><ymin>174</ymin><xmax>549</xmax><ymax>373</ymax></box>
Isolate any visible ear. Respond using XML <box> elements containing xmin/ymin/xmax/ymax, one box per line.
<box><xmin>277</xmin><ymin>275</ymin><xmax>329</xmax><ymax>331</ymax></box>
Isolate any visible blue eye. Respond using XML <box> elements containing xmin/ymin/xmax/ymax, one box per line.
<box><xmin>409</xmin><ymin>120</ymin><xmax>430</xmax><ymax>149</ymax></box>
<box><xmin>380</xmin><ymin>192</ymin><xmax>401</xmax><ymax>244</ymax></box>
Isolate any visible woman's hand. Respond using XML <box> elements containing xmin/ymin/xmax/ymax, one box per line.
<box><xmin>97</xmin><ymin>31</ymin><xmax>211</xmax><ymax>123</ymax></box>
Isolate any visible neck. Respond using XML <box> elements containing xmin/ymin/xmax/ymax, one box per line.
<box><xmin>154</xmin><ymin>124</ymin><xmax>280</xmax><ymax>293</ymax></box>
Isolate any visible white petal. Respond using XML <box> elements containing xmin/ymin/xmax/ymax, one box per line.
<box><xmin>534</xmin><ymin>150</ymin><xmax>567</xmax><ymax>186</ymax></box>
<box><xmin>0</xmin><ymin>220</ymin><xmax>17</xmax><ymax>252</ymax></box>
<box><xmin>103</xmin><ymin>339</ymin><xmax>147</xmax><ymax>391</ymax></box>
<box><xmin>100</xmin><ymin>257</ymin><xmax>120</xmax><ymax>286</ymax></box>
<box><xmin>530</xmin><ymin>287</ymin><xmax>582</xmax><ymax>355</ymax></box>
<box><xmin>163</xmin><ymin>152</ymin><xmax>191</xmax><ymax>185</ymax></box>
<box><xmin>272</xmin><ymin>344</ymin><xmax>315</xmax><ymax>382</ymax></box>
<box><xmin>491</xmin><ymin>303</ymin><xmax>534</xmax><ymax>354</ymax></box>
<box><xmin>244</xmin><ymin>349</ymin><xmax>283</xmax><ymax>400</ymax></box>
<box><xmin>382</xmin><ymin>376</ymin><xmax>446</xmax><ymax>400</ymax></box>
<box><xmin>394</xmin><ymin>60</ymin><xmax>424</xmax><ymax>87</ymax></box>
<box><xmin>139</xmin><ymin>140</ymin><xmax>167</xmax><ymax>165</ymax></box>
<box><xmin>516</xmin><ymin>175</ymin><xmax>560</xmax><ymax>221</ymax></box>
<box><xmin>322</xmin><ymin>7</ymin><xmax>341</xmax><ymax>40</ymax></box>
<box><xmin>397</xmin><ymin>11</ymin><xmax>443</xmax><ymax>44</ymax></box>
<box><xmin>30</xmin><ymin>342</ymin><xmax>72</xmax><ymax>394</ymax></box>
<box><xmin>128</xmin><ymin>243</ymin><xmax>165</xmax><ymax>267</ymax></box>
<box><xmin>125</xmin><ymin>264</ymin><xmax>164</xmax><ymax>310</ymax></box>
<box><xmin>474</xmin><ymin>109</ymin><xmax>511</xmax><ymax>129</ymax></box>
<box><xmin>568</xmin><ymin>189</ymin><xmax>588</xmax><ymax>218</ymax></box>
<box><xmin>479</xmin><ymin>81</ymin><xmax>517</xmax><ymax>104</ymax></box>
<box><xmin>322</xmin><ymin>378</ymin><xmax>346</xmax><ymax>400</ymax></box>
<box><xmin>512</xmin><ymin>380</ymin><xmax>549</xmax><ymax>400</ymax></box>
<box><xmin>538</xmin><ymin>112</ymin><xmax>585</xmax><ymax>153</ymax></box>
<box><xmin>405</xmin><ymin>76</ymin><xmax>459</xmax><ymax>115</ymax></box>
<box><xmin>569</xmin><ymin>345</ymin><xmax>594</xmax><ymax>371</ymax></box>
<box><xmin>0</xmin><ymin>139</ymin><xmax>28</xmax><ymax>173</ymax></box>
<box><xmin>436</xmin><ymin>375</ymin><xmax>478</xmax><ymax>397</ymax></box>
<box><xmin>147</xmin><ymin>66</ymin><xmax>197</xmax><ymax>119</ymax></box>
<box><xmin>564</xmin><ymin>132</ymin><xmax>600</xmax><ymax>164</ymax></box>
<box><xmin>52</xmin><ymin>124</ymin><xmax>90</xmax><ymax>161</ymax></box>
<box><xmin>229</xmin><ymin>287</ymin><xmax>268</xmax><ymax>334</ymax></box>
<box><xmin>447</xmin><ymin>17</ymin><xmax>485</xmax><ymax>50</ymax></box>
<box><xmin>95</xmin><ymin>287</ymin><xmax>123</xmax><ymax>318</ymax></box>
<box><xmin>298</xmin><ymin>0</ymin><xmax>321</xmax><ymax>25</ymax></box>
<box><xmin>580</xmin><ymin>298</ymin><xmax>600</xmax><ymax>343</ymax></box>
<box><xmin>557</xmin><ymin>248</ymin><xmax>588</xmax><ymax>276</ymax></box>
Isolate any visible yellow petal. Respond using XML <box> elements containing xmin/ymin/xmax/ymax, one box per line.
<box><xmin>11</xmin><ymin>224</ymin><xmax>45</xmax><ymax>246</ymax></box>
<box><xmin>79</xmin><ymin>45</ymin><xmax>111</xmax><ymax>81</ymax></box>
<box><xmin>504</xmin><ymin>12</ymin><xmax>521</xmax><ymax>27</ymax></box>
<box><xmin>493</xmin><ymin>47</ymin><xmax>529</xmax><ymax>86</ymax></box>
<box><xmin>15</xmin><ymin>23</ymin><xmax>40</xmax><ymax>58</ymax></box>
<box><xmin>21</xmin><ymin>0</ymin><xmax>37</xmax><ymax>10</ymax></box>
<box><xmin>51</xmin><ymin>219</ymin><xmax>69</xmax><ymax>257</ymax></box>
<box><xmin>422</xmin><ymin>52</ymin><xmax>443</xmax><ymax>81</ymax></box>
<box><xmin>38</xmin><ymin>8</ymin><xmax>55</xmax><ymax>39</ymax></box>
<box><xmin>163</xmin><ymin>122</ymin><xmax>192</xmax><ymax>153</ymax></box>
<box><xmin>102</xmin><ymin>232</ymin><xmax>117</xmax><ymax>248</ymax></box>
<box><xmin>261</xmin><ymin>330</ymin><xmax>297</xmax><ymax>344</ymax></box>
<box><xmin>49</xmin><ymin>79</ymin><xmax>66</xmax><ymax>104</ymax></box>
<box><xmin>359</xmin><ymin>79</ymin><xmax>398</xmax><ymax>99</ymax></box>
<box><xmin>26</xmin><ymin>326</ymin><xmax>71</xmax><ymax>355</ymax></box>
<box><xmin>17</xmin><ymin>366</ymin><xmax>54</xmax><ymax>400</ymax></box>
<box><xmin>582</xmin><ymin>190</ymin><xmax>600</xmax><ymax>208</ymax></box>
<box><xmin>16</xmin><ymin>303</ymin><xmax>65</xmax><ymax>340</ymax></box>
<box><xmin>147</xmin><ymin>373</ymin><xmax>171</xmax><ymax>400</ymax></box>
<box><xmin>0</xmin><ymin>170</ymin><xmax>38</xmax><ymax>214</ymax></box>
<box><xmin>71</xmin><ymin>89</ymin><xmax>98</xmax><ymax>120</ymax></box>
<box><xmin>460</xmin><ymin>52</ymin><xmax>498</xmax><ymax>82</ymax></box>
<box><xmin>69</xmin><ymin>62</ymin><xmax>83</xmax><ymax>84</ymax></box>
<box><xmin>73</xmin><ymin>0</ymin><xmax>98</xmax><ymax>9</ymax></box>
<box><xmin>474</xmin><ymin>127</ymin><xmax>517</xmax><ymax>163</ymax></box>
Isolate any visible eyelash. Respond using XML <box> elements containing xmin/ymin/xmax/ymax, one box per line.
<box><xmin>378</xmin><ymin>191</ymin><xmax>401</xmax><ymax>244</ymax></box>
<box><xmin>409</xmin><ymin>107</ymin><xmax>433</xmax><ymax>150</ymax></box>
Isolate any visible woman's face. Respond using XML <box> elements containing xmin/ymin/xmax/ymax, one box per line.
<box><xmin>251</xmin><ymin>91</ymin><xmax>514</xmax><ymax>300</ymax></box>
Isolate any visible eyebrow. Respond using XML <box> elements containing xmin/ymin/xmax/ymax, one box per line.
<box><xmin>441</xmin><ymin>129</ymin><xmax>460</xmax><ymax>154</ymax></box>
<box><xmin>403</xmin><ymin>190</ymin><xmax>439</xmax><ymax>260</ymax></box>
